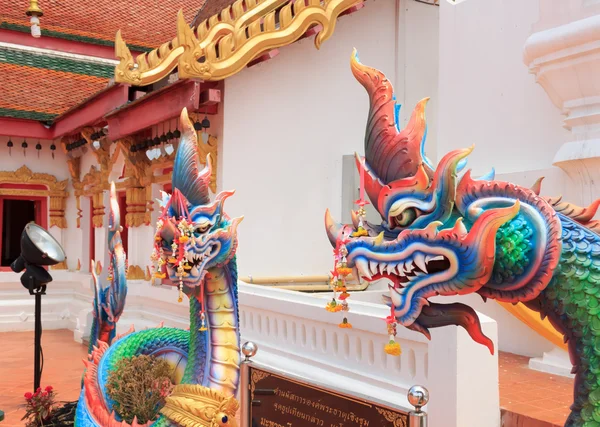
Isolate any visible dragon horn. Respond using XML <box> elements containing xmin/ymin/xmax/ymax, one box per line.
<box><xmin>172</xmin><ymin>108</ymin><xmax>211</xmax><ymax>206</ymax></box>
<box><xmin>325</xmin><ymin>209</ymin><xmax>343</xmax><ymax>246</ymax></box>
<box><xmin>109</xmin><ymin>181</ymin><xmax>120</xmax><ymax>233</ymax></box>
<box><xmin>350</xmin><ymin>49</ymin><xmax>428</xmax><ymax>184</ymax></box>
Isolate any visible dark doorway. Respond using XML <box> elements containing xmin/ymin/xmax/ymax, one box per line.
<box><xmin>1</xmin><ymin>199</ymin><xmax>36</xmax><ymax>266</ymax></box>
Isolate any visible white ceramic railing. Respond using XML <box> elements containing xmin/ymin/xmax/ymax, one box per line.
<box><xmin>0</xmin><ymin>273</ymin><xmax>500</xmax><ymax>426</ymax></box>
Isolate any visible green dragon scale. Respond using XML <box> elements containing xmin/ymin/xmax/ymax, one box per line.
<box><xmin>76</xmin><ymin>109</ymin><xmax>242</xmax><ymax>427</ymax></box>
<box><xmin>325</xmin><ymin>50</ymin><xmax>600</xmax><ymax>426</ymax></box>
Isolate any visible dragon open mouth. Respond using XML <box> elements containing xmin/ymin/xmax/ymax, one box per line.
<box><xmin>356</xmin><ymin>252</ymin><xmax>451</xmax><ymax>285</ymax></box>
<box><xmin>185</xmin><ymin>244</ymin><xmax>219</xmax><ymax>268</ymax></box>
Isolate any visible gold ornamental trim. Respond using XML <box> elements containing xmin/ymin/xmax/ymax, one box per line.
<box><xmin>0</xmin><ymin>165</ymin><xmax>68</xmax><ymax>193</ymax></box>
<box><xmin>126</xmin><ymin>265</ymin><xmax>146</xmax><ymax>280</ymax></box>
<box><xmin>115</xmin><ymin>0</ymin><xmax>363</xmax><ymax>85</ymax></box>
<box><xmin>0</xmin><ymin>166</ymin><xmax>69</xmax><ymax>229</ymax></box>
<box><xmin>51</xmin><ymin>259</ymin><xmax>68</xmax><ymax>270</ymax></box>
<box><xmin>376</xmin><ymin>407</ymin><xmax>408</xmax><ymax>427</ymax></box>
<box><xmin>160</xmin><ymin>384</ymin><xmax>240</xmax><ymax>427</ymax></box>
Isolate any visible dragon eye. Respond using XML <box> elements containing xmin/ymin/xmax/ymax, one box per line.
<box><xmin>194</xmin><ymin>223</ymin><xmax>211</xmax><ymax>235</ymax></box>
<box><xmin>393</xmin><ymin>207</ymin><xmax>421</xmax><ymax>228</ymax></box>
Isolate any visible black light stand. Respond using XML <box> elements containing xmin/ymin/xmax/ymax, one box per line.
<box><xmin>10</xmin><ymin>223</ymin><xmax>65</xmax><ymax>392</ymax></box>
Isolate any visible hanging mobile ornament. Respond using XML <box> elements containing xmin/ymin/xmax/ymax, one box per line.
<box><xmin>22</xmin><ymin>139</ymin><xmax>28</xmax><ymax>157</ymax></box>
<box><xmin>193</xmin><ymin>116</ymin><xmax>202</xmax><ymax>131</ymax></box>
<box><xmin>50</xmin><ymin>142</ymin><xmax>56</xmax><ymax>159</ymax></box>
<box><xmin>337</xmin><ymin>243</ymin><xmax>352</xmax><ymax>328</ymax></box>
<box><xmin>200</xmin><ymin>114</ymin><xmax>210</xmax><ymax>144</ymax></box>
<box><xmin>35</xmin><ymin>140</ymin><xmax>42</xmax><ymax>158</ymax></box>
<box><xmin>7</xmin><ymin>137</ymin><xmax>13</xmax><ymax>156</ymax></box>
<box><xmin>178</xmin><ymin>279</ymin><xmax>184</xmax><ymax>303</ymax></box>
<box><xmin>384</xmin><ymin>312</ymin><xmax>401</xmax><ymax>356</ymax></box>
<box><xmin>199</xmin><ymin>311</ymin><xmax>207</xmax><ymax>331</ymax></box>
<box><xmin>352</xmin><ymin>156</ymin><xmax>370</xmax><ymax>237</ymax></box>
<box><xmin>166</xmin><ymin>120</ymin><xmax>174</xmax><ymax>141</ymax></box>
<box><xmin>153</xmin><ymin>125</ymin><xmax>161</xmax><ymax>147</ymax></box>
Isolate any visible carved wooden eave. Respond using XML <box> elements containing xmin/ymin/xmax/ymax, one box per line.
<box><xmin>0</xmin><ymin>166</ymin><xmax>69</xmax><ymax>228</ymax></box>
<box><xmin>115</xmin><ymin>0</ymin><xmax>364</xmax><ymax>86</ymax></box>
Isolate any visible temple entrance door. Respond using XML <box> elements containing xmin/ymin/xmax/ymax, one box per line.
<box><xmin>0</xmin><ymin>195</ymin><xmax>46</xmax><ymax>269</ymax></box>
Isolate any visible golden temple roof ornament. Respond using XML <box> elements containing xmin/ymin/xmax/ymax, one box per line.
<box><xmin>26</xmin><ymin>0</ymin><xmax>43</xmax><ymax>38</ymax></box>
<box><xmin>115</xmin><ymin>0</ymin><xmax>363</xmax><ymax>86</ymax></box>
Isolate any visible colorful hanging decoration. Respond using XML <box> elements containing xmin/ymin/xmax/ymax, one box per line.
<box><xmin>326</xmin><ymin>235</ymin><xmax>352</xmax><ymax>329</ymax></box>
<box><xmin>151</xmin><ymin>189</ymin><xmax>209</xmax><ymax>332</ymax></box>
<box><xmin>35</xmin><ymin>140</ymin><xmax>42</xmax><ymax>158</ymax></box>
<box><xmin>351</xmin><ymin>157</ymin><xmax>370</xmax><ymax>238</ymax></box>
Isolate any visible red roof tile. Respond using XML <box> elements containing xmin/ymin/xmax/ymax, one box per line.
<box><xmin>0</xmin><ymin>0</ymin><xmax>206</xmax><ymax>49</ymax></box>
<box><xmin>0</xmin><ymin>62</ymin><xmax>109</xmax><ymax>121</ymax></box>
<box><xmin>191</xmin><ymin>0</ymin><xmax>235</xmax><ymax>27</ymax></box>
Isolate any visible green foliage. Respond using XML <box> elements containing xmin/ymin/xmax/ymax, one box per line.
<box><xmin>106</xmin><ymin>355</ymin><xmax>174</xmax><ymax>424</ymax></box>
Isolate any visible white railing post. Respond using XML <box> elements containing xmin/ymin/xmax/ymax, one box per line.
<box><xmin>240</xmin><ymin>341</ymin><xmax>257</xmax><ymax>427</ymax></box>
<box><xmin>408</xmin><ymin>385</ymin><xmax>429</xmax><ymax>427</ymax></box>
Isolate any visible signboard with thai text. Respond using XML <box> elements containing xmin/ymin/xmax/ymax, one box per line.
<box><xmin>249</xmin><ymin>366</ymin><xmax>408</xmax><ymax>427</ymax></box>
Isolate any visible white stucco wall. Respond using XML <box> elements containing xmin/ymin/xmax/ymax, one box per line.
<box><xmin>0</xmin><ymin>136</ymin><xmax>83</xmax><ymax>271</ymax></box>
<box><xmin>220</xmin><ymin>0</ymin><xmax>580</xmax><ymax>363</ymax></box>
<box><xmin>222</xmin><ymin>0</ymin><xmax>439</xmax><ymax>277</ymax></box>
<box><xmin>436</xmin><ymin>0</ymin><xmax>570</xmax><ymax>176</ymax></box>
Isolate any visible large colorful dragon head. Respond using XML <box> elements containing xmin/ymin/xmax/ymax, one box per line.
<box><xmin>325</xmin><ymin>51</ymin><xmax>559</xmax><ymax>353</ymax></box>
<box><xmin>153</xmin><ymin>108</ymin><xmax>243</xmax><ymax>295</ymax></box>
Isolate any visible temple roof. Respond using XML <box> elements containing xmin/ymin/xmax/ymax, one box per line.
<box><xmin>191</xmin><ymin>0</ymin><xmax>235</xmax><ymax>27</ymax></box>
<box><xmin>0</xmin><ymin>46</ymin><xmax>114</xmax><ymax>122</ymax></box>
<box><xmin>0</xmin><ymin>0</ymin><xmax>205</xmax><ymax>50</ymax></box>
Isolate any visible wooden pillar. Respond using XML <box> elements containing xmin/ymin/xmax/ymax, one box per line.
<box><xmin>92</xmin><ymin>192</ymin><xmax>105</xmax><ymax>228</ymax></box>
<box><xmin>125</xmin><ymin>187</ymin><xmax>150</xmax><ymax>227</ymax></box>
<box><xmin>49</xmin><ymin>194</ymin><xmax>67</xmax><ymax>229</ymax></box>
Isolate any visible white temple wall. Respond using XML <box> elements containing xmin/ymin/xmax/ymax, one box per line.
<box><xmin>436</xmin><ymin>0</ymin><xmax>570</xmax><ymax>177</ymax></box>
<box><xmin>222</xmin><ymin>0</ymin><xmax>439</xmax><ymax>277</ymax></box>
<box><xmin>0</xmin><ymin>136</ymin><xmax>82</xmax><ymax>272</ymax></box>
<box><xmin>0</xmin><ymin>137</ymin><xmax>70</xmax><ymax>180</ymax></box>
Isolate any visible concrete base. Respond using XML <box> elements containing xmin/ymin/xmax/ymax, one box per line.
<box><xmin>529</xmin><ymin>348</ymin><xmax>574</xmax><ymax>378</ymax></box>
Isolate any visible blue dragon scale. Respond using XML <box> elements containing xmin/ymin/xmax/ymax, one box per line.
<box><xmin>76</xmin><ymin>108</ymin><xmax>242</xmax><ymax>427</ymax></box>
<box><xmin>325</xmin><ymin>50</ymin><xmax>600</xmax><ymax>427</ymax></box>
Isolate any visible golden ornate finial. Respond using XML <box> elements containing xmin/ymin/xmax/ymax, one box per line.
<box><xmin>26</xmin><ymin>0</ymin><xmax>43</xmax><ymax>17</ymax></box>
<box><xmin>160</xmin><ymin>384</ymin><xmax>239</xmax><ymax>427</ymax></box>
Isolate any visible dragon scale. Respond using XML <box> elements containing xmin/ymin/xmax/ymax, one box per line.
<box><xmin>76</xmin><ymin>109</ymin><xmax>242</xmax><ymax>427</ymax></box>
<box><xmin>325</xmin><ymin>50</ymin><xmax>600</xmax><ymax>426</ymax></box>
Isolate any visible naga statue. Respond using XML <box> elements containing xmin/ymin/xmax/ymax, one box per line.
<box><xmin>76</xmin><ymin>108</ymin><xmax>242</xmax><ymax>427</ymax></box>
<box><xmin>88</xmin><ymin>181</ymin><xmax>128</xmax><ymax>353</ymax></box>
<box><xmin>325</xmin><ymin>50</ymin><xmax>600</xmax><ymax>427</ymax></box>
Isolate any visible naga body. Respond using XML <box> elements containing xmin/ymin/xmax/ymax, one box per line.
<box><xmin>88</xmin><ymin>181</ymin><xmax>128</xmax><ymax>353</ymax></box>
<box><xmin>325</xmin><ymin>50</ymin><xmax>600</xmax><ymax>426</ymax></box>
<box><xmin>76</xmin><ymin>109</ymin><xmax>242</xmax><ymax>427</ymax></box>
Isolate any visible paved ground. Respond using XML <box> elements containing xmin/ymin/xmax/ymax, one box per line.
<box><xmin>0</xmin><ymin>330</ymin><xmax>574</xmax><ymax>426</ymax></box>
<box><xmin>0</xmin><ymin>329</ymin><xmax>87</xmax><ymax>426</ymax></box>
<box><xmin>499</xmin><ymin>352</ymin><xmax>573</xmax><ymax>426</ymax></box>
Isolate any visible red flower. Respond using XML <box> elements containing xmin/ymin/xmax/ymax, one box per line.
<box><xmin>24</xmin><ymin>392</ymin><xmax>33</xmax><ymax>400</ymax></box>
<box><xmin>45</xmin><ymin>386</ymin><xmax>53</xmax><ymax>393</ymax></box>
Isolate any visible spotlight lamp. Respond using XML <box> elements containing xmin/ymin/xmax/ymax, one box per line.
<box><xmin>10</xmin><ymin>223</ymin><xmax>66</xmax><ymax>392</ymax></box>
